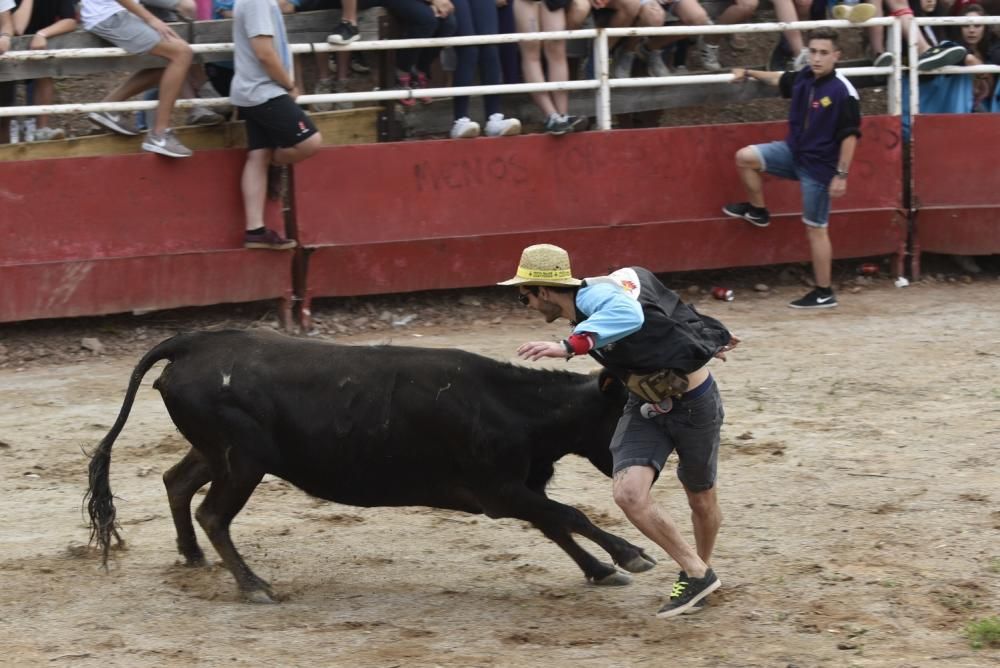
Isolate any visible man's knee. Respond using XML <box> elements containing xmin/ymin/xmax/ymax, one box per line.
<box><xmin>735</xmin><ymin>146</ymin><xmax>760</xmax><ymax>169</ymax></box>
<box><xmin>613</xmin><ymin>474</ymin><xmax>651</xmax><ymax>514</ymax></box>
<box><xmin>157</xmin><ymin>39</ymin><xmax>193</xmax><ymax>65</ymax></box>
<box><xmin>543</xmin><ymin>40</ymin><xmax>566</xmax><ymax>60</ymax></box>
<box><xmin>637</xmin><ymin>2</ymin><xmax>665</xmax><ymax>26</ymax></box>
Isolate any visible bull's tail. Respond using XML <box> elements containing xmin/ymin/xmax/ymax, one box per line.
<box><xmin>86</xmin><ymin>334</ymin><xmax>191</xmax><ymax>567</ymax></box>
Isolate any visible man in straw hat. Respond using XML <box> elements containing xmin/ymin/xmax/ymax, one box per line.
<box><xmin>500</xmin><ymin>244</ymin><xmax>740</xmax><ymax>617</ymax></box>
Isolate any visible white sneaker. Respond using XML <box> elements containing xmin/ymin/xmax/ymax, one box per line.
<box><xmin>613</xmin><ymin>51</ymin><xmax>636</xmax><ymax>79</ymax></box>
<box><xmin>793</xmin><ymin>47</ymin><xmax>811</xmax><ymax>70</ymax></box>
<box><xmin>645</xmin><ymin>48</ymin><xmax>671</xmax><ymax>78</ymax></box>
<box><xmin>312</xmin><ymin>78</ymin><xmax>334</xmax><ymax>112</ymax></box>
<box><xmin>33</xmin><ymin>126</ymin><xmax>65</xmax><ymax>141</ymax></box>
<box><xmin>485</xmin><ymin>113</ymin><xmax>521</xmax><ymax>137</ymax></box>
<box><xmin>450</xmin><ymin>117</ymin><xmax>481</xmax><ymax>139</ymax></box>
<box><xmin>697</xmin><ymin>38</ymin><xmax>722</xmax><ymax>71</ymax></box>
<box><xmin>185</xmin><ymin>106</ymin><xmax>224</xmax><ymax>126</ymax></box>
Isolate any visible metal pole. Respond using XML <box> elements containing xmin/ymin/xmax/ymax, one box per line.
<box><xmin>888</xmin><ymin>20</ymin><xmax>902</xmax><ymax>116</ymax></box>
<box><xmin>908</xmin><ymin>19</ymin><xmax>920</xmax><ymax>118</ymax></box>
<box><xmin>595</xmin><ymin>29</ymin><xmax>611</xmax><ymax>131</ymax></box>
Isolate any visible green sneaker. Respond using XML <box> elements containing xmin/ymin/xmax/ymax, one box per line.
<box><xmin>657</xmin><ymin>569</ymin><xmax>720</xmax><ymax>618</ymax></box>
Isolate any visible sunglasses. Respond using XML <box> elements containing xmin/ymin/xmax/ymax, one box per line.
<box><xmin>517</xmin><ymin>292</ymin><xmax>530</xmax><ymax>306</ymax></box>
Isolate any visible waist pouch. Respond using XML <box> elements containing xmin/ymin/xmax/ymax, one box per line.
<box><xmin>625</xmin><ymin>369</ymin><xmax>690</xmax><ymax>403</ymax></box>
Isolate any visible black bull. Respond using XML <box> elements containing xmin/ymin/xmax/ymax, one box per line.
<box><xmin>87</xmin><ymin>330</ymin><xmax>656</xmax><ymax>602</ymax></box>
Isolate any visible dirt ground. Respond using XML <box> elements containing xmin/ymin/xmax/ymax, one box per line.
<box><xmin>1</xmin><ymin>263</ymin><xmax>998</xmax><ymax>667</ymax></box>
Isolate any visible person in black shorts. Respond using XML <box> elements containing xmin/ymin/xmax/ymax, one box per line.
<box><xmin>232</xmin><ymin>0</ymin><xmax>323</xmax><ymax>250</ymax></box>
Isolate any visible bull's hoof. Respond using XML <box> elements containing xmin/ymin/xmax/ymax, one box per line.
<box><xmin>589</xmin><ymin>570</ymin><xmax>633</xmax><ymax>586</ymax></box>
<box><xmin>618</xmin><ymin>551</ymin><xmax>657</xmax><ymax>574</ymax></box>
<box><xmin>242</xmin><ymin>589</ymin><xmax>278</xmax><ymax>604</ymax></box>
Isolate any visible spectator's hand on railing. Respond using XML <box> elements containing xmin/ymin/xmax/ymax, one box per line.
<box><xmin>430</xmin><ymin>0</ymin><xmax>455</xmax><ymax>18</ymax></box>
<box><xmin>29</xmin><ymin>34</ymin><xmax>48</xmax><ymax>50</ymax></box>
<box><xmin>730</xmin><ymin>68</ymin><xmax>750</xmax><ymax>83</ymax></box>
<box><xmin>289</xmin><ymin>84</ymin><xmax>302</xmax><ymax>99</ymax></box>
<box><xmin>0</xmin><ymin>34</ymin><xmax>10</xmax><ymax>56</ymax></box>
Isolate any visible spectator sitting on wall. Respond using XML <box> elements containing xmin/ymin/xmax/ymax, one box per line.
<box><xmin>638</xmin><ymin>0</ymin><xmax>758</xmax><ymax>75</ymax></box>
<box><xmin>233</xmin><ymin>0</ymin><xmax>322</xmax><ymax>250</ymax></box>
<box><xmin>81</xmin><ymin>0</ymin><xmax>196</xmax><ymax>157</ymax></box>
<box><xmin>879</xmin><ymin>0</ymin><xmax>969</xmax><ymax>69</ymax></box>
<box><xmin>513</xmin><ymin>0</ymin><xmax>582</xmax><ymax>134</ymax></box>
<box><xmin>564</xmin><ymin>0</ymin><xmax>640</xmax><ymax>77</ymax></box>
<box><xmin>137</xmin><ymin>0</ymin><xmax>228</xmax><ymax>125</ymax></box>
<box><xmin>383</xmin><ymin>0</ymin><xmax>456</xmax><ymax>108</ymax></box>
<box><xmin>449</xmin><ymin>0</ymin><xmax>522</xmax><ymax>137</ymax></box>
<box><xmin>283</xmin><ymin>0</ymin><xmax>371</xmax><ymax>111</ymax></box>
<box><xmin>0</xmin><ymin>0</ymin><xmax>14</xmax><ymax>144</ymax></box>
<box><xmin>11</xmin><ymin>0</ymin><xmax>78</xmax><ymax>140</ymax></box>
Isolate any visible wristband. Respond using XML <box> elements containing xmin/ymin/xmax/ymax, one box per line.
<box><xmin>836</xmin><ymin>169</ymin><xmax>849</xmax><ymax>178</ymax></box>
<box><xmin>561</xmin><ymin>339</ymin><xmax>575</xmax><ymax>359</ymax></box>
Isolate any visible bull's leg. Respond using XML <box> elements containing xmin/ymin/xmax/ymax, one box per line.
<box><xmin>479</xmin><ymin>486</ymin><xmax>654</xmax><ymax>585</ymax></box>
<box><xmin>525</xmin><ymin>474</ymin><xmax>656</xmax><ymax>576</ymax></box>
<box><xmin>163</xmin><ymin>449</ymin><xmax>213</xmax><ymax>566</ymax></box>
<box><xmin>193</xmin><ymin>461</ymin><xmax>272</xmax><ymax>603</ymax></box>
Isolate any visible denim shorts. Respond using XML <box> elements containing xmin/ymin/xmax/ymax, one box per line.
<box><xmin>609</xmin><ymin>381</ymin><xmax>724</xmax><ymax>492</ymax></box>
<box><xmin>752</xmin><ymin>140</ymin><xmax>831</xmax><ymax>228</ymax></box>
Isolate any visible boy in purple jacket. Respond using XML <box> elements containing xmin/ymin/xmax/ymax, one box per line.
<box><xmin>723</xmin><ymin>27</ymin><xmax>862</xmax><ymax>310</ymax></box>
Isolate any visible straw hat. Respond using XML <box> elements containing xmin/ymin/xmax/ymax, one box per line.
<box><xmin>498</xmin><ymin>244</ymin><xmax>582</xmax><ymax>287</ymax></box>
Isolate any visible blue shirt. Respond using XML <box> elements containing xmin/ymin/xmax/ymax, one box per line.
<box><xmin>572</xmin><ymin>277</ymin><xmax>644</xmax><ymax>348</ymax></box>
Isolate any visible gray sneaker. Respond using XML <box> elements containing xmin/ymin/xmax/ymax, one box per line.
<box><xmin>644</xmin><ymin>47</ymin><xmax>671</xmax><ymax>78</ymax></box>
<box><xmin>185</xmin><ymin>106</ymin><xmax>224</xmax><ymax>126</ymax></box>
<box><xmin>142</xmin><ymin>129</ymin><xmax>192</xmax><ymax>158</ymax></box>
<box><xmin>613</xmin><ymin>51</ymin><xmax>636</xmax><ymax>79</ymax></box>
<box><xmin>88</xmin><ymin>111</ymin><xmax>139</xmax><ymax>136</ymax></box>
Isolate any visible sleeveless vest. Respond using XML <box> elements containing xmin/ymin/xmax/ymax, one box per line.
<box><xmin>576</xmin><ymin>267</ymin><xmax>732</xmax><ymax>375</ymax></box>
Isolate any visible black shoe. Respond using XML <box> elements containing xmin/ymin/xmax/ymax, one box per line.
<box><xmin>566</xmin><ymin>115</ymin><xmax>589</xmax><ymax>132</ymax></box>
<box><xmin>723</xmin><ymin>202</ymin><xmax>770</xmax><ymax>228</ymax></box>
<box><xmin>872</xmin><ymin>51</ymin><xmax>894</xmax><ymax>69</ymax></box>
<box><xmin>789</xmin><ymin>288</ymin><xmax>838</xmax><ymax>309</ymax></box>
<box><xmin>544</xmin><ymin>114</ymin><xmax>572</xmax><ymax>136</ymax></box>
<box><xmin>917</xmin><ymin>43</ymin><xmax>966</xmax><ymax>72</ymax></box>
<box><xmin>657</xmin><ymin>569</ymin><xmax>720</xmax><ymax>618</ymax></box>
<box><xmin>327</xmin><ymin>20</ymin><xmax>360</xmax><ymax>45</ymax></box>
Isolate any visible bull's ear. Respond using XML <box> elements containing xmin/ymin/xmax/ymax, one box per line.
<box><xmin>598</xmin><ymin>369</ymin><xmax>621</xmax><ymax>393</ymax></box>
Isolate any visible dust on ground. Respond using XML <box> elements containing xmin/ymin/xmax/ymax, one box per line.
<box><xmin>1</xmin><ymin>260</ymin><xmax>998</xmax><ymax>667</ymax></box>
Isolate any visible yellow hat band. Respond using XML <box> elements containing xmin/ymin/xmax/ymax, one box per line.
<box><xmin>516</xmin><ymin>266</ymin><xmax>574</xmax><ymax>280</ymax></box>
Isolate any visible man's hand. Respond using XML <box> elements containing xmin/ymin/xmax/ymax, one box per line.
<box><xmin>430</xmin><ymin>0</ymin><xmax>454</xmax><ymax>17</ymax></box>
<box><xmin>730</xmin><ymin>67</ymin><xmax>749</xmax><ymax>83</ymax></box>
<box><xmin>829</xmin><ymin>176</ymin><xmax>847</xmax><ymax>198</ymax></box>
<box><xmin>517</xmin><ymin>341</ymin><xmax>570</xmax><ymax>362</ymax></box>
<box><xmin>148</xmin><ymin>17</ymin><xmax>180</xmax><ymax>41</ymax></box>
<box><xmin>288</xmin><ymin>84</ymin><xmax>301</xmax><ymax>99</ymax></box>
<box><xmin>714</xmin><ymin>334</ymin><xmax>741</xmax><ymax>362</ymax></box>
<box><xmin>0</xmin><ymin>34</ymin><xmax>11</xmax><ymax>56</ymax></box>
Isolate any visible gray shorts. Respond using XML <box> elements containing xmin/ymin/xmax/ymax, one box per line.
<box><xmin>609</xmin><ymin>378</ymin><xmax>724</xmax><ymax>492</ymax></box>
<box><xmin>88</xmin><ymin>11</ymin><xmax>162</xmax><ymax>55</ymax></box>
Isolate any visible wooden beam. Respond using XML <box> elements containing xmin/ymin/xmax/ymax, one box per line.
<box><xmin>0</xmin><ymin>106</ymin><xmax>379</xmax><ymax>161</ymax></box>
